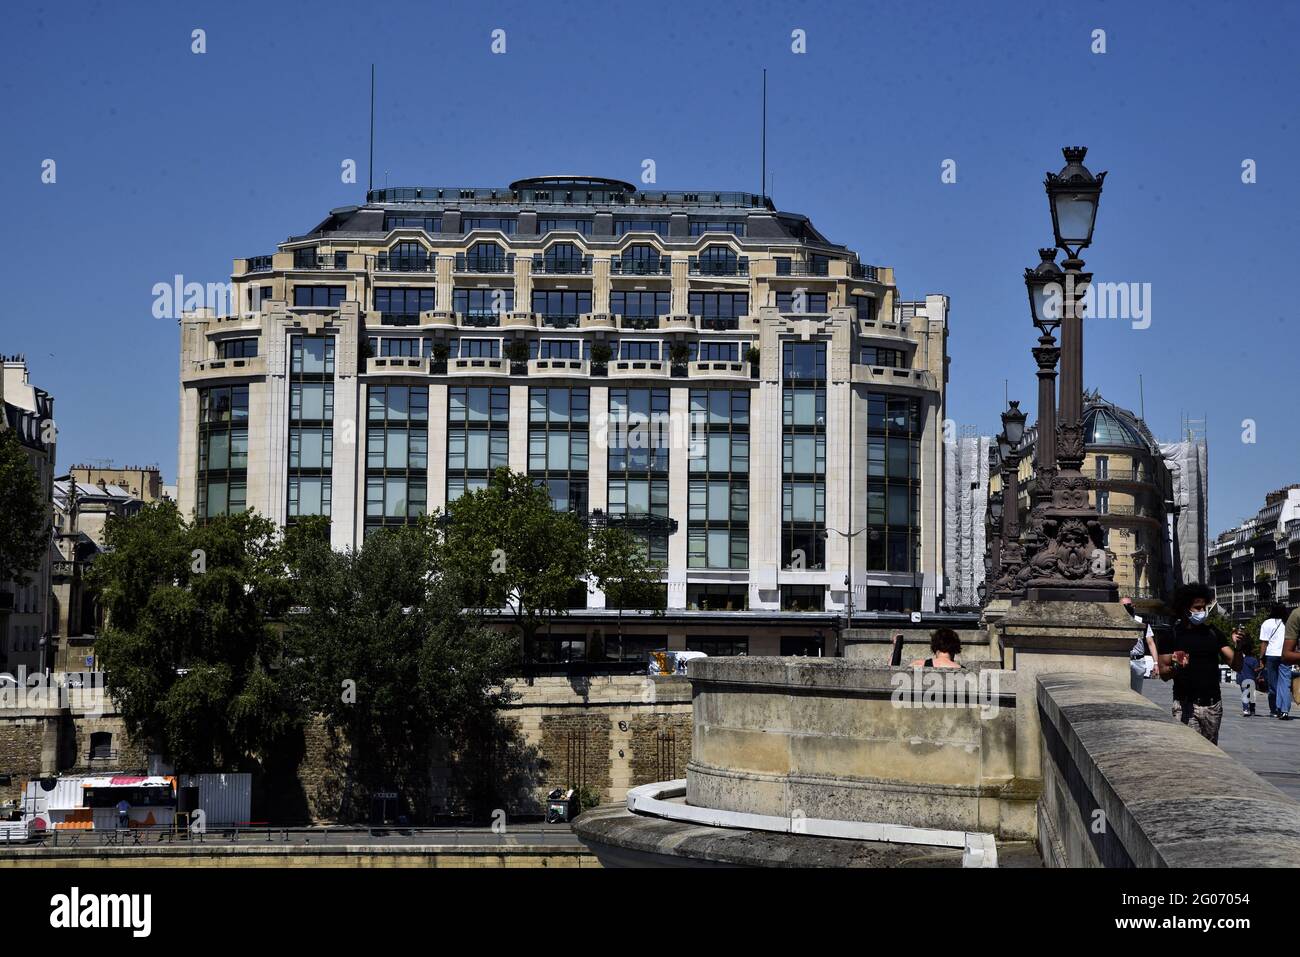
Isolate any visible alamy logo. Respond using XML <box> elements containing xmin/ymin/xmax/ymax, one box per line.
<box><xmin>49</xmin><ymin>887</ymin><xmax>152</xmax><ymax>937</ymax></box>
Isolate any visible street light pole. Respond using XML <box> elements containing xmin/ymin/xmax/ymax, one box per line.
<box><xmin>1022</xmin><ymin>147</ymin><xmax>1117</xmax><ymax>602</ymax></box>
<box><xmin>992</xmin><ymin>402</ymin><xmax>1027</xmax><ymax>598</ymax></box>
<box><xmin>824</xmin><ymin>524</ymin><xmax>869</xmax><ymax>656</ymax></box>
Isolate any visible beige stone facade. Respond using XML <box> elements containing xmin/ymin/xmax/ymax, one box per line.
<box><xmin>0</xmin><ymin>356</ymin><xmax>56</xmax><ymax>673</ymax></box>
<box><xmin>176</xmin><ymin>177</ymin><xmax>951</xmax><ymax>653</ymax></box>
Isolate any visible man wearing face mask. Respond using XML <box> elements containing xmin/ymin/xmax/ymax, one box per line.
<box><xmin>1155</xmin><ymin>582</ymin><xmax>1242</xmax><ymax>745</ymax></box>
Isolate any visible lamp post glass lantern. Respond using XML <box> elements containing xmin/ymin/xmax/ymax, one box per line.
<box><xmin>1002</xmin><ymin>400</ymin><xmax>1027</xmax><ymax>447</ymax></box>
<box><xmin>1045</xmin><ymin>147</ymin><xmax>1105</xmax><ymax>254</ymax></box>
<box><xmin>1025</xmin><ymin>248</ymin><xmax>1064</xmax><ymax>334</ymax></box>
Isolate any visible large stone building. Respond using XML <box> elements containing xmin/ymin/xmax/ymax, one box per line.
<box><xmin>1210</xmin><ymin>484</ymin><xmax>1300</xmax><ymax>623</ymax></box>
<box><xmin>50</xmin><ymin>473</ymin><xmax>152</xmax><ymax>672</ymax></box>
<box><xmin>177</xmin><ymin>176</ymin><xmax>951</xmax><ymax>657</ymax></box>
<box><xmin>0</xmin><ymin>356</ymin><xmax>56</xmax><ymax>673</ymax></box>
<box><xmin>993</xmin><ymin>391</ymin><xmax>1207</xmax><ymax>610</ymax></box>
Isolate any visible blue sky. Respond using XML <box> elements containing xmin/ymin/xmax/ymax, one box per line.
<box><xmin>1</xmin><ymin>0</ymin><xmax>1296</xmax><ymax>533</ymax></box>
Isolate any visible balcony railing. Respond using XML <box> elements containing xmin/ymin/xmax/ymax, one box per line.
<box><xmin>292</xmin><ymin>253</ymin><xmax>350</xmax><ymax>270</ymax></box>
<box><xmin>689</xmin><ymin>258</ymin><xmax>749</xmax><ymax>277</ymax></box>
<box><xmin>699</xmin><ymin>316</ymin><xmax>741</xmax><ymax>331</ymax></box>
<box><xmin>458</xmin><ymin>313</ymin><xmax>502</xmax><ymax>328</ymax></box>
<box><xmin>775</xmin><ymin>260</ymin><xmax>831</xmax><ymax>277</ymax></box>
<box><xmin>1092</xmin><ymin>468</ymin><xmax>1147</xmax><ymax>484</ymax></box>
<box><xmin>246</xmin><ymin>255</ymin><xmax>274</xmax><ymax>273</ymax></box>
<box><xmin>375</xmin><ymin>254</ymin><xmax>437</xmax><ymax>273</ymax></box>
<box><xmin>539</xmin><ymin>314</ymin><xmax>581</xmax><ymax>329</ymax></box>
<box><xmin>530</xmin><ymin>255</ymin><xmax>593</xmax><ymax>275</ymax></box>
<box><xmin>454</xmin><ymin>254</ymin><xmax>515</xmax><ymax>274</ymax></box>
<box><xmin>611</xmin><ymin>257</ymin><xmax>671</xmax><ymax>276</ymax></box>
<box><xmin>377</xmin><ymin>313</ymin><xmax>421</xmax><ymax>327</ymax></box>
<box><xmin>851</xmin><ymin>263</ymin><xmax>879</xmax><ymax>281</ymax></box>
<box><xmin>617</xmin><ymin>315</ymin><xmax>661</xmax><ymax>330</ymax></box>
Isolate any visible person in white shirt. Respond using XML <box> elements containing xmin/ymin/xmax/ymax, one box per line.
<box><xmin>1122</xmin><ymin>597</ymin><xmax>1157</xmax><ymax>690</ymax></box>
<box><xmin>1259</xmin><ymin>604</ymin><xmax>1292</xmax><ymax>719</ymax></box>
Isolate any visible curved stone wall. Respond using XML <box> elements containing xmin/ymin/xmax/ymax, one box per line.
<box><xmin>685</xmin><ymin>657</ymin><xmax>1034</xmax><ymax>838</ymax></box>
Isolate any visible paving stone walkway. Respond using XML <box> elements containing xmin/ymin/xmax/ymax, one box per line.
<box><xmin>1141</xmin><ymin>676</ymin><xmax>1300</xmax><ymax>803</ymax></box>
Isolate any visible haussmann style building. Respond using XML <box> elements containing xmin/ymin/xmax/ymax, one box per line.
<box><xmin>176</xmin><ymin>176</ymin><xmax>952</xmax><ymax>659</ymax></box>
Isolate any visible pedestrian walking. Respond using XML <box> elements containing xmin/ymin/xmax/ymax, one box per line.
<box><xmin>1122</xmin><ymin>596</ymin><xmax>1156</xmax><ymax>691</ymax></box>
<box><xmin>1155</xmin><ymin>583</ymin><xmax>1242</xmax><ymax>745</ymax></box>
<box><xmin>1260</xmin><ymin>604</ymin><xmax>1291</xmax><ymax>719</ymax></box>
<box><xmin>1235</xmin><ymin>628</ymin><xmax>1260</xmax><ymax>717</ymax></box>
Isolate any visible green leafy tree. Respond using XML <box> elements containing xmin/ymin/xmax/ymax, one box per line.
<box><xmin>88</xmin><ymin>503</ymin><xmax>302</xmax><ymax>770</ymax></box>
<box><xmin>589</xmin><ymin>524</ymin><xmax>665</xmax><ymax>658</ymax></box>
<box><xmin>0</xmin><ymin>427</ymin><xmax>47</xmax><ymax>586</ymax></box>
<box><xmin>439</xmin><ymin>469</ymin><xmax>589</xmax><ymax>667</ymax></box>
<box><xmin>285</xmin><ymin>521</ymin><xmax>517</xmax><ymax>819</ymax></box>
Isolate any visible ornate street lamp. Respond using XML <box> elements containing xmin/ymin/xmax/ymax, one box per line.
<box><xmin>992</xmin><ymin>403</ymin><xmax>1028</xmax><ymax>599</ymax></box>
<box><xmin>1025</xmin><ymin>248</ymin><xmax>1064</xmax><ymax>336</ymax></box>
<box><xmin>1002</xmin><ymin>400</ymin><xmax>1027</xmax><ymax>449</ymax></box>
<box><xmin>1022</xmin><ymin>147</ymin><xmax>1116</xmax><ymax>602</ymax></box>
<box><xmin>1045</xmin><ymin>147</ymin><xmax>1105</xmax><ymax>257</ymax></box>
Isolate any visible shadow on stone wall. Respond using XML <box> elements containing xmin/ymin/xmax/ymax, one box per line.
<box><xmin>442</xmin><ymin>713</ymin><xmax>545</xmax><ymax>820</ymax></box>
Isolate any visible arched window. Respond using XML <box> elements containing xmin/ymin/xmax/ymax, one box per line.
<box><xmin>696</xmin><ymin>246</ymin><xmax>738</xmax><ymax>275</ymax></box>
<box><xmin>386</xmin><ymin>241</ymin><xmax>428</xmax><ymax>271</ymax></box>
<box><xmin>465</xmin><ymin>242</ymin><xmax>506</xmax><ymax>271</ymax></box>
<box><xmin>619</xmin><ymin>244</ymin><xmax>664</xmax><ymax>275</ymax></box>
<box><xmin>544</xmin><ymin>243</ymin><xmax>584</xmax><ymax>273</ymax></box>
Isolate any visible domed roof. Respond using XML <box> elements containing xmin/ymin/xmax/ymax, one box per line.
<box><xmin>1081</xmin><ymin>392</ymin><xmax>1157</xmax><ymax>452</ymax></box>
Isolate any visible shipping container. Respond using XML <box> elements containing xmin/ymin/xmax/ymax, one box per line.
<box><xmin>179</xmin><ymin>773</ymin><xmax>251</xmax><ymax>827</ymax></box>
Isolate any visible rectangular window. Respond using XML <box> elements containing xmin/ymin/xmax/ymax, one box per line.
<box><xmin>462</xmin><ymin>217</ymin><xmax>517</xmax><ymax>234</ymax></box>
<box><xmin>528</xmin><ymin>387</ymin><xmax>590</xmax><ymax>514</ymax></box>
<box><xmin>782</xmin><ymin>342</ymin><xmax>827</xmax><ymax>381</ymax></box>
<box><xmin>615</xmin><ymin>220</ymin><xmax>669</xmax><ymax>237</ymax></box>
<box><xmin>216</xmin><ymin>338</ymin><xmax>258</xmax><ymax>359</ymax></box>
<box><xmin>375</xmin><ymin>287</ymin><xmax>436</xmax><ymax>319</ymax></box>
<box><xmin>293</xmin><ymin>286</ymin><xmax>346</xmax><ymax>308</ymax></box>
<box><xmin>688</xmin><ymin>292</ymin><xmax>748</xmax><ymax>318</ymax></box>
<box><xmin>538</xmin><ymin>218</ymin><xmax>593</xmax><ymax>235</ymax></box>
<box><xmin>780</xmin><ymin>585</ymin><xmax>825</xmax><ymax>612</ymax></box>
<box><xmin>776</xmin><ymin>291</ymin><xmax>829</xmax><ymax>314</ymax></box>
<box><xmin>689</xmin><ymin>221</ymin><xmax>746</xmax><ymax>236</ymax></box>
<box><xmin>861</xmin><ymin>346</ymin><xmax>905</xmax><ymax>368</ymax></box>
<box><xmin>533</xmin><ymin>290</ymin><xmax>591</xmax><ymax>321</ymax></box>
<box><xmin>385</xmin><ymin>215</ymin><xmax>442</xmax><ymax>232</ymax></box>
<box><xmin>453</xmin><ymin>288</ymin><xmax>514</xmax><ymax>318</ymax></box>
<box><xmin>865</xmin><ymin>392</ymin><xmax>922</xmax><ymax>573</ymax></box>
<box><xmin>611</xmin><ymin>291</ymin><xmax>671</xmax><ymax>319</ymax></box>
<box><xmin>686</xmin><ymin>584</ymin><xmax>748</xmax><ymax>611</ymax></box>
<box><xmin>685</xmin><ymin>636</ymin><xmax>749</xmax><ymax>655</ymax></box>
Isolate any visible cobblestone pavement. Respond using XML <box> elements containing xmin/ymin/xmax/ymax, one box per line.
<box><xmin>1142</xmin><ymin>677</ymin><xmax>1300</xmax><ymax>802</ymax></box>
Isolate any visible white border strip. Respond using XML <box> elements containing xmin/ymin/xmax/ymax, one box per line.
<box><xmin>627</xmin><ymin>781</ymin><xmax>997</xmax><ymax>868</ymax></box>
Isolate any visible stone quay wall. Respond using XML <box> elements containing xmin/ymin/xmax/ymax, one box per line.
<box><xmin>685</xmin><ymin>657</ymin><xmax>1035</xmax><ymax>839</ymax></box>
<box><xmin>1037</xmin><ymin>672</ymin><xmax>1300</xmax><ymax>867</ymax></box>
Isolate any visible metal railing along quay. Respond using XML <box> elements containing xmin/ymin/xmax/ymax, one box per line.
<box><xmin>1</xmin><ymin>823</ymin><xmax>582</xmax><ymax>849</ymax></box>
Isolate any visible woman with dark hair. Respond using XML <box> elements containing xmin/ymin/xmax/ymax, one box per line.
<box><xmin>911</xmin><ymin>628</ymin><xmax>963</xmax><ymax>669</ymax></box>
<box><xmin>1260</xmin><ymin>602</ymin><xmax>1292</xmax><ymax>718</ymax></box>
<box><xmin>1155</xmin><ymin>583</ymin><xmax>1242</xmax><ymax>744</ymax></box>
